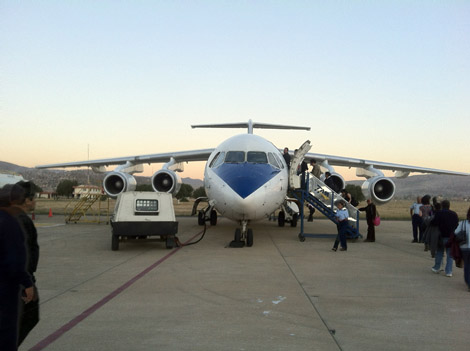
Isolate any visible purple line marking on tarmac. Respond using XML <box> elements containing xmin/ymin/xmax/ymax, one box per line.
<box><xmin>29</xmin><ymin>230</ymin><xmax>205</xmax><ymax>351</ymax></box>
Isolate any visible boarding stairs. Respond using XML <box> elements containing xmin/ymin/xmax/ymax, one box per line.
<box><xmin>288</xmin><ymin>141</ymin><xmax>361</xmax><ymax>241</ymax></box>
<box><xmin>65</xmin><ymin>193</ymin><xmax>110</xmax><ymax>224</ymax></box>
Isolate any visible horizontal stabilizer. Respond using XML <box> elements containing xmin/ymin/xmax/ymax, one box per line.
<box><xmin>192</xmin><ymin>119</ymin><xmax>310</xmax><ymax>134</ymax></box>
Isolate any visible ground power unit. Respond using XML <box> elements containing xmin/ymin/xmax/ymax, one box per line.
<box><xmin>110</xmin><ymin>192</ymin><xmax>178</xmax><ymax>250</ymax></box>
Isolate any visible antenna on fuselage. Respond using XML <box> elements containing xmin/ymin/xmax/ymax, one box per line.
<box><xmin>191</xmin><ymin>119</ymin><xmax>311</xmax><ymax>134</ymax></box>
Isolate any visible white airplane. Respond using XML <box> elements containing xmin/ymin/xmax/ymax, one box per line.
<box><xmin>36</xmin><ymin>120</ymin><xmax>469</xmax><ymax>247</ymax></box>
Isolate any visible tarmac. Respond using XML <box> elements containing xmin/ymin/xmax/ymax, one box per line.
<box><xmin>20</xmin><ymin>215</ymin><xmax>470</xmax><ymax>351</ymax></box>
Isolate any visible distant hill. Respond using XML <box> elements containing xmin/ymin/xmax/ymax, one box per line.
<box><xmin>0</xmin><ymin>161</ymin><xmax>204</xmax><ymax>191</ymax></box>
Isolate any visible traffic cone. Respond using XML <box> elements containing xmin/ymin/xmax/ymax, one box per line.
<box><xmin>32</xmin><ymin>212</ymin><xmax>35</xmax><ymax>220</ymax></box>
<box><xmin>48</xmin><ymin>208</ymin><xmax>53</xmax><ymax>217</ymax></box>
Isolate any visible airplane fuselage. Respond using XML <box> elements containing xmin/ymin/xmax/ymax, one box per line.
<box><xmin>204</xmin><ymin>134</ymin><xmax>288</xmax><ymax>223</ymax></box>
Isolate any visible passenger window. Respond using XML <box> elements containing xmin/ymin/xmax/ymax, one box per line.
<box><xmin>247</xmin><ymin>151</ymin><xmax>267</xmax><ymax>163</ymax></box>
<box><xmin>268</xmin><ymin>153</ymin><xmax>280</xmax><ymax>169</ymax></box>
<box><xmin>225</xmin><ymin>151</ymin><xmax>245</xmax><ymax>163</ymax></box>
<box><xmin>209</xmin><ymin>152</ymin><xmax>225</xmax><ymax>168</ymax></box>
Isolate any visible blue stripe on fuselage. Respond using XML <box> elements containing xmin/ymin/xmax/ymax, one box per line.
<box><xmin>213</xmin><ymin>163</ymin><xmax>280</xmax><ymax>199</ymax></box>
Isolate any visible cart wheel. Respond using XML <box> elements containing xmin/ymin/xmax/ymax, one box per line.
<box><xmin>298</xmin><ymin>233</ymin><xmax>305</xmax><ymax>242</ymax></box>
<box><xmin>112</xmin><ymin>234</ymin><xmax>119</xmax><ymax>251</ymax></box>
<box><xmin>166</xmin><ymin>235</ymin><xmax>175</xmax><ymax>249</ymax></box>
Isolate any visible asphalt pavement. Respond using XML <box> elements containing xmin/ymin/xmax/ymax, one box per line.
<box><xmin>20</xmin><ymin>215</ymin><xmax>470</xmax><ymax>351</ymax></box>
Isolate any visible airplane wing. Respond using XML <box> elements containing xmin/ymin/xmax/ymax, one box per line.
<box><xmin>35</xmin><ymin>149</ymin><xmax>215</xmax><ymax>169</ymax></box>
<box><xmin>303</xmin><ymin>152</ymin><xmax>469</xmax><ymax>176</ymax></box>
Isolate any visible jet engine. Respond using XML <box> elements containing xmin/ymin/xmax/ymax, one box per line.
<box><xmin>103</xmin><ymin>172</ymin><xmax>137</xmax><ymax>198</ymax></box>
<box><xmin>361</xmin><ymin>176</ymin><xmax>395</xmax><ymax>205</ymax></box>
<box><xmin>151</xmin><ymin>169</ymin><xmax>182</xmax><ymax>195</ymax></box>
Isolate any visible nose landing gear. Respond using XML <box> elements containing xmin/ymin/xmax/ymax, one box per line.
<box><xmin>229</xmin><ymin>221</ymin><xmax>253</xmax><ymax>248</ymax></box>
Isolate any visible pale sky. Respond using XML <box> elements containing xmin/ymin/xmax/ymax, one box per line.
<box><xmin>1</xmin><ymin>1</ymin><xmax>469</xmax><ymax>180</ymax></box>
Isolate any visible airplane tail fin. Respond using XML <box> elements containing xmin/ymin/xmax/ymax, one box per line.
<box><xmin>191</xmin><ymin>119</ymin><xmax>310</xmax><ymax>134</ymax></box>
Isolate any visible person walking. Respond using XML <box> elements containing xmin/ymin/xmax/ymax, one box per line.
<box><xmin>309</xmin><ymin>159</ymin><xmax>322</xmax><ymax>179</ymax></box>
<box><xmin>419</xmin><ymin>195</ymin><xmax>433</xmax><ymax>243</ymax></box>
<box><xmin>410</xmin><ymin>196</ymin><xmax>422</xmax><ymax>243</ymax></box>
<box><xmin>359</xmin><ymin>199</ymin><xmax>377</xmax><ymax>242</ymax></box>
<box><xmin>324</xmin><ymin>172</ymin><xmax>340</xmax><ymax>193</ymax></box>
<box><xmin>430</xmin><ymin>200</ymin><xmax>459</xmax><ymax>277</ymax></box>
<box><xmin>456</xmin><ymin>207</ymin><xmax>470</xmax><ymax>291</ymax></box>
<box><xmin>332</xmin><ymin>200</ymin><xmax>349</xmax><ymax>251</ymax></box>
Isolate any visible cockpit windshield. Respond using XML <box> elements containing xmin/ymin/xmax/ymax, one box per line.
<box><xmin>247</xmin><ymin>151</ymin><xmax>267</xmax><ymax>163</ymax></box>
<box><xmin>225</xmin><ymin>151</ymin><xmax>245</xmax><ymax>163</ymax></box>
<box><xmin>212</xmin><ymin>150</ymin><xmax>280</xmax><ymax>169</ymax></box>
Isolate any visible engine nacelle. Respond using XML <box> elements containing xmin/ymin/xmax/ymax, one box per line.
<box><xmin>103</xmin><ymin>172</ymin><xmax>137</xmax><ymax>199</ymax></box>
<box><xmin>151</xmin><ymin>169</ymin><xmax>182</xmax><ymax>195</ymax></box>
<box><xmin>361</xmin><ymin>176</ymin><xmax>395</xmax><ymax>205</ymax></box>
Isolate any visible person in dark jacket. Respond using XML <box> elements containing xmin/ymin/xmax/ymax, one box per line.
<box><xmin>430</xmin><ymin>199</ymin><xmax>459</xmax><ymax>277</ymax></box>
<box><xmin>0</xmin><ymin>184</ymin><xmax>34</xmax><ymax>351</ymax></box>
<box><xmin>15</xmin><ymin>181</ymin><xmax>40</xmax><ymax>346</ymax></box>
<box><xmin>282</xmin><ymin>147</ymin><xmax>291</xmax><ymax>169</ymax></box>
<box><xmin>359</xmin><ymin>199</ymin><xmax>377</xmax><ymax>242</ymax></box>
<box><xmin>324</xmin><ymin>172</ymin><xmax>340</xmax><ymax>193</ymax></box>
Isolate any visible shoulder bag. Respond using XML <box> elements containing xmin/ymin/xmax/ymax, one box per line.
<box><xmin>373</xmin><ymin>210</ymin><xmax>380</xmax><ymax>226</ymax></box>
<box><xmin>455</xmin><ymin>221</ymin><xmax>467</xmax><ymax>245</ymax></box>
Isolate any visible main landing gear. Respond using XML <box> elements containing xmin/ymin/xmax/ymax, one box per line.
<box><xmin>229</xmin><ymin>220</ymin><xmax>253</xmax><ymax>248</ymax></box>
<box><xmin>193</xmin><ymin>198</ymin><xmax>218</xmax><ymax>227</ymax></box>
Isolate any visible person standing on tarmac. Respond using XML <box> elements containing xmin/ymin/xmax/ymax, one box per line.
<box><xmin>359</xmin><ymin>199</ymin><xmax>377</xmax><ymax>242</ymax></box>
<box><xmin>15</xmin><ymin>180</ymin><xmax>40</xmax><ymax>346</ymax></box>
<box><xmin>430</xmin><ymin>200</ymin><xmax>459</xmax><ymax>277</ymax></box>
<box><xmin>456</xmin><ymin>207</ymin><xmax>470</xmax><ymax>291</ymax></box>
<box><xmin>332</xmin><ymin>200</ymin><xmax>349</xmax><ymax>252</ymax></box>
<box><xmin>410</xmin><ymin>196</ymin><xmax>422</xmax><ymax>243</ymax></box>
<box><xmin>0</xmin><ymin>184</ymin><xmax>34</xmax><ymax>351</ymax></box>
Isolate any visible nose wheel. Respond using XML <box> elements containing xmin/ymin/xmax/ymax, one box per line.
<box><xmin>229</xmin><ymin>222</ymin><xmax>253</xmax><ymax>247</ymax></box>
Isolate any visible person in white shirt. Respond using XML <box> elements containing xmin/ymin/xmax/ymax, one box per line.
<box><xmin>332</xmin><ymin>200</ymin><xmax>349</xmax><ymax>251</ymax></box>
<box><xmin>410</xmin><ymin>196</ymin><xmax>422</xmax><ymax>243</ymax></box>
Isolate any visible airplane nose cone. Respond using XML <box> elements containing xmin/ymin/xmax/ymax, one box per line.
<box><xmin>214</xmin><ymin>163</ymin><xmax>279</xmax><ymax>198</ymax></box>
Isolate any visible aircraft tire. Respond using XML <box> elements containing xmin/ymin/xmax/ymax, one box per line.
<box><xmin>234</xmin><ymin>228</ymin><xmax>241</xmax><ymax>242</ymax></box>
<box><xmin>210</xmin><ymin>210</ymin><xmax>217</xmax><ymax>225</ymax></box>
<box><xmin>298</xmin><ymin>233</ymin><xmax>305</xmax><ymax>242</ymax></box>
<box><xmin>278</xmin><ymin>211</ymin><xmax>285</xmax><ymax>227</ymax></box>
<box><xmin>290</xmin><ymin>213</ymin><xmax>298</xmax><ymax>227</ymax></box>
<box><xmin>198</xmin><ymin>211</ymin><xmax>205</xmax><ymax>226</ymax></box>
<box><xmin>246</xmin><ymin>229</ymin><xmax>253</xmax><ymax>247</ymax></box>
<box><xmin>111</xmin><ymin>234</ymin><xmax>119</xmax><ymax>251</ymax></box>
